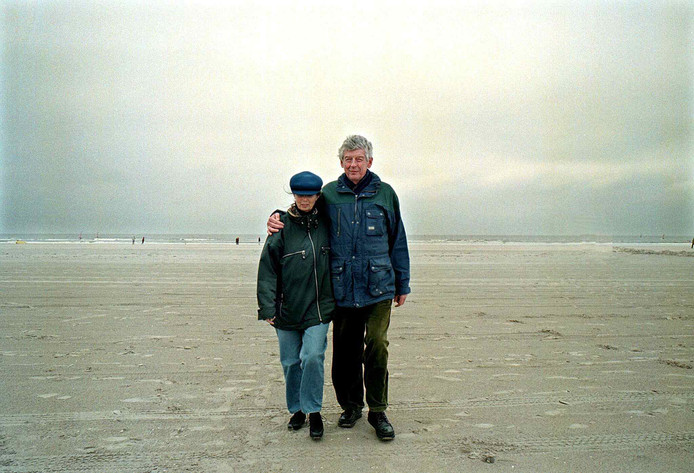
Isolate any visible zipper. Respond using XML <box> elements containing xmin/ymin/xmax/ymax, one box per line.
<box><xmin>281</xmin><ymin>249</ymin><xmax>306</xmax><ymax>260</ymax></box>
<box><xmin>353</xmin><ymin>194</ymin><xmax>360</xmax><ymax>256</ymax></box>
<box><xmin>307</xmin><ymin>225</ymin><xmax>323</xmax><ymax>322</ymax></box>
<box><xmin>353</xmin><ymin>194</ymin><xmax>359</xmax><ymax>307</ymax></box>
<box><xmin>337</xmin><ymin>208</ymin><xmax>341</xmax><ymax>236</ymax></box>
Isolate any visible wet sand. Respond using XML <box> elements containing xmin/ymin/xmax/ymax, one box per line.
<box><xmin>1</xmin><ymin>241</ymin><xmax>692</xmax><ymax>472</ymax></box>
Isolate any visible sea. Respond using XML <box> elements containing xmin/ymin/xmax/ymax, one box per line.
<box><xmin>1</xmin><ymin>233</ymin><xmax>691</xmax><ymax>245</ymax></box>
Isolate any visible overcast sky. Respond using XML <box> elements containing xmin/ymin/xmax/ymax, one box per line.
<box><xmin>2</xmin><ymin>0</ymin><xmax>692</xmax><ymax>236</ymax></box>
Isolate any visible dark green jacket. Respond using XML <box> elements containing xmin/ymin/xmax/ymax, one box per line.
<box><xmin>257</xmin><ymin>205</ymin><xmax>334</xmax><ymax>330</ymax></box>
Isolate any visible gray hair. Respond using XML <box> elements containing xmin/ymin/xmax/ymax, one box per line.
<box><xmin>338</xmin><ymin>135</ymin><xmax>373</xmax><ymax>161</ymax></box>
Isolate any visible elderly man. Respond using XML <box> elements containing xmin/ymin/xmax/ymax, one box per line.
<box><xmin>268</xmin><ymin>135</ymin><xmax>410</xmax><ymax>440</ymax></box>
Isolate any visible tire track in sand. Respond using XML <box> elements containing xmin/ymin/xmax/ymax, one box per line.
<box><xmin>0</xmin><ymin>390</ymin><xmax>689</xmax><ymax>425</ymax></box>
<box><xmin>0</xmin><ymin>432</ymin><xmax>692</xmax><ymax>472</ymax></box>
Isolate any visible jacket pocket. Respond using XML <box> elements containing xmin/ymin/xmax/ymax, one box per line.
<box><xmin>365</xmin><ymin>207</ymin><xmax>386</xmax><ymax>236</ymax></box>
<box><xmin>281</xmin><ymin>249</ymin><xmax>306</xmax><ymax>260</ymax></box>
<box><xmin>368</xmin><ymin>256</ymin><xmax>394</xmax><ymax>297</ymax></box>
<box><xmin>330</xmin><ymin>259</ymin><xmax>346</xmax><ymax>302</ymax></box>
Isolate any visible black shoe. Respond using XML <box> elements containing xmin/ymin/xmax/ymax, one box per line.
<box><xmin>287</xmin><ymin>411</ymin><xmax>306</xmax><ymax>430</ymax></box>
<box><xmin>368</xmin><ymin>411</ymin><xmax>395</xmax><ymax>440</ymax></box>
<box><xmin>338</xmin><ymin>408</ymin><xmax>362</xmax><ymax>428</ymax></box>
<box><xmin>309</xmin><ymin>412</ymin><xmax>324</xmax><ymax>440</ymax></box>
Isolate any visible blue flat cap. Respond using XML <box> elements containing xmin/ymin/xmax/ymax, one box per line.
<box><xmin>290</xmin><ymin>171</ymin><xmax>323</xmax><ymax>195</ymax></box>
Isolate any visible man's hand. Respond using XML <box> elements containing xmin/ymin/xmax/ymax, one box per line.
<box><xmin>266</xmin><ymin>317</ymin><xmax>276</xmax><ymax>326</ymax></box>
<box><xmin>393</xmin><ymin>294</ymin><xmax>407</xmax><ymax>307</ymax></box>
<box><xmin>267</xmin><ymin>213</ymin><xmax>284</xmax><ymax>235</ymax></box>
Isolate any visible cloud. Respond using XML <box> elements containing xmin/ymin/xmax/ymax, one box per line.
<box><xmin>1</xmin><ymin>1</ymin><xmax>691</xmax><ymax>236</ymax></box>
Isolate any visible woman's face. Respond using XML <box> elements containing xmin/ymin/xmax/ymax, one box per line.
<box><xmin>294</xmin><ymin>193</ymin><xmax>319</xmax><ymax>212</ymax></box>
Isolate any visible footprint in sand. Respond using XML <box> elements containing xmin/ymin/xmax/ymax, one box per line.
<box><xmin>434</xmin><ymin>375</ymin><xmax>462</xmax><ymax>382</ymax></box>
<box><xmin>122</xmin><ymin>397</ymin><xmax>158</xmax><ymax>403</ymax></box>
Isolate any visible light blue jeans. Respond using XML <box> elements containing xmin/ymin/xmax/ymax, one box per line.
<box><xmin>275</xmin><ymin>322</ymin><xmax>330</xmax><ymax>414</ymax></box>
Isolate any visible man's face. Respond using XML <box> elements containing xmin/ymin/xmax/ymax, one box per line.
<box><xmin>341</xmin><ymin>148</ymin><xmax>373</xmax><ymax>184</ymax></box>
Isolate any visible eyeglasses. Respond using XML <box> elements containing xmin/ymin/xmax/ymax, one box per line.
<box><xmin>343</xmin><ymin>157</ymin><xmax>368</xmax><ymax>165</ymax></box>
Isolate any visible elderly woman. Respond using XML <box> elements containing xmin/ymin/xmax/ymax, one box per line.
<box><xmin>256</xmin><ymin>171</ymin><xmax>334</xmax><ymax>440</ymax></box>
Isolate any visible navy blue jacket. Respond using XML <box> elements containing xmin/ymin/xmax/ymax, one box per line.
<box><xmin>322</xmin><ymin>172</ymin><xmax>410</xmax><ymax>308</ymax></box>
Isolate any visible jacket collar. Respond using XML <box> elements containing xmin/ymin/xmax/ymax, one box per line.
<box><xmin>287</xmin><ymin>204</ymin><xmax>320</xmax><ymax>228</ymax></box>
<box><xmin>336</xmin><ymin>171</ymin><xmax>381</xmax><ymax>196</ymax></box>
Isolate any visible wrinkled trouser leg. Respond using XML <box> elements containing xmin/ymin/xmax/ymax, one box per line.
<box><xmin>298</xmin><ymin>322</ymin><xmax>329</xmax><ymax>414</ymax></box>
<box><xmin>276</xmin><ymin>323</ymin><xmax>329</xmax><ymax>414</ymax></box>
<box><xmin>332</xmin><ymin>307</ymin><xmax>366</xmax><ymax>411</ymax></box>
<box><xmin>332</xmin><ymin>300</ymin><xmax>391</xmax><ymax>412</ymax></box>
<box><xmin>276</xmin><ymin>328</ymin><xmax>302</xmax><ymax>414</ymax></box>
<box><xmin>364</xmin><ymin>300</ymin><xmax>391</xmax><ymax>412</ymax></box>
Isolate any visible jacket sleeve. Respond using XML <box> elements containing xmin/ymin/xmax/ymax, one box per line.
<box><xmin>257</xmin><ymin>232</ymin><xmax>283</xmax><ymax>320</ymax></box>
<box><xmin>388</xmin><ymin>191</ymin><xmax>411</xmax><ymax>296</ymax></box>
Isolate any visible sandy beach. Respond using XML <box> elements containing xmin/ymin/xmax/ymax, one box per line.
<box><xmin>1</xmin><ymin>241</ymin><xmax>692</xmax><ymax>472</ymax></box>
